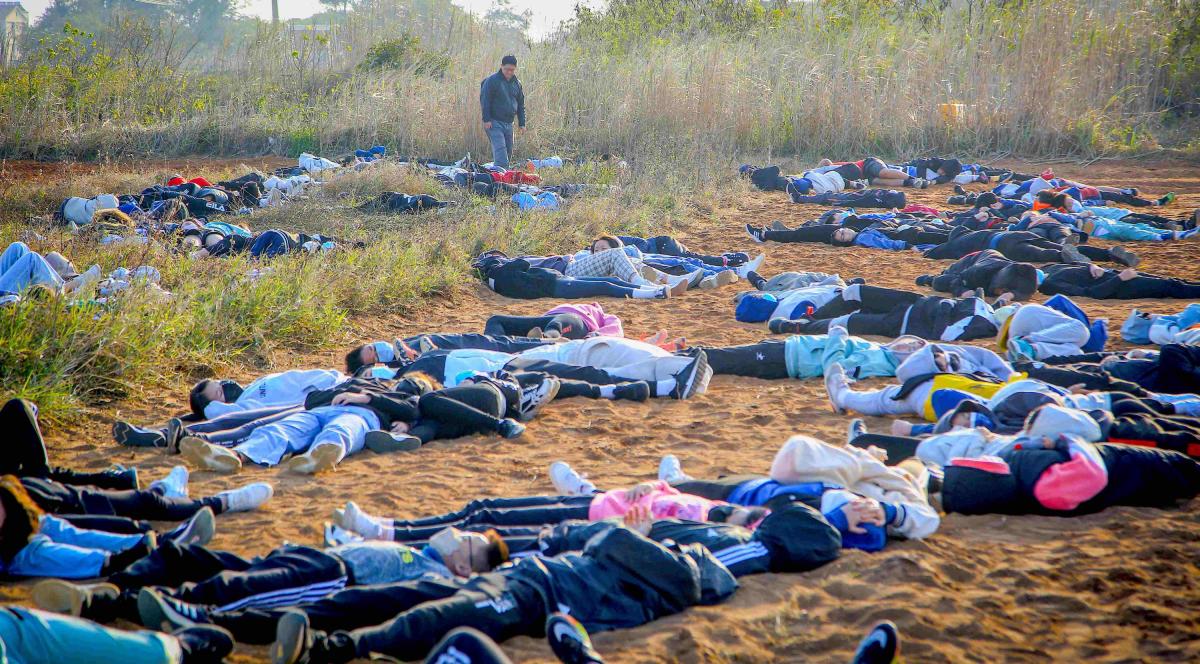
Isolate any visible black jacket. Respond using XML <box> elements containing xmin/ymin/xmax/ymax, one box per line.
<box><xmin>480</xmin><ymin>70</ymin><xmax>526</xmax><ymax>126</ymax></box>
<box><xmin>303</xmin><ymin>378</ymin><xmax>421</xmax><ymax>429</ymax></box>
<box><xmin>903</xmin><ymin>296</ymin><xmax>998</xmax><ymax>341</ymax></box>
<box><xmin>943</xmin><ymin>442</ymin><xmax>1200</xmax><ymax>516</ymax></box>
<box><xmin>505</xmin><ymin>525</ymin><xmax>737</xmax><ymax>634</ymax></box>
<box><xmin>472</xmin><ymin>253</ymin><xmax>560</xmax><ymax>299</ymax></box>
<box><xmin>928</xmin><ymin>249</ymin><xmax>1013</xmax><ymax>296</ymax></box>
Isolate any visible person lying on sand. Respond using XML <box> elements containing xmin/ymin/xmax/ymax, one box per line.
<box><xmin>473</xmin><ymin>250</ymin><xmax>674</xmax><ymax>300</ymax></box>
<box><xmin>813</xmin><ymin>157</ymin><xmax>933</xmax><ymax>189</ymax></box>
<box><xmin>582</xmin><ymin>235</ymin><xmax>758</xmax><ymax>291</ymax></box>
<box><xmin>694</xmin><ymin>325</ymin><xmax>929</xmax><ymax>381</ymax></box>
<box><xmin>846</xmin><ymin>408</ymin><xmax>1200</xmax><ymax>517</ymax></box>
<box><xmin>1</xmin><ymin>397</ymin><xmax>271</xmax><ymax>513</ymax></box>
<box><xmin>1012</xmin><ymin>344</ymin><xmax>1200</xmax><ymax>397</ymax></box>
<box><xmin>544</xmin><ymin>452</ymin><xmax>930</xmax><ymax>554</ymax></box>
<box><xmin>989</xmin><ymin>170</ymin><xmax>1177</xmax><ymax>209</ymax></box>
<box><xmin>744</xmin><ymin>217</ymin><xmax>952</xmax><ymax>250</ymax></box>
<box><xmin>360</xmin><ymin>337</ymin><xmax>711</xmax><ymax>401</ymax></box>
<box><xmin>153</xmin><ymin>524</ymin><xmax>740</xmax><ymax>662</ymax></box>
<box><xmin>615</xmin><ymin>233</ymin><xmax>757</xmax><ymax>268</ymax></box>
<box><xmin>768</xmin><ymin>284</ymin><xmax>1001</xmax><ymax>342</ymax></box>
<box><xmin>32</xmin><ymin>525</ymin><xmax>505</xmax><ymax>628</ymax></box>
<box><xmin>921</xmin><ymin>227</ymin><xmax>1140</xmax><ymax>266</ymax></box>
<box><xmin>484</xmin><ymin>302</ymin><xmax>623</xmax><ymax>340</ymax></box>
<box><xmin>883</xmin><ymin>386</ymin><xmax>1200</xmax><ymax>461</ymax></box>
<box><xmin>176</xmin><ymin>372</ymin><xmax>559</xmax><ymax>474</ymax></box>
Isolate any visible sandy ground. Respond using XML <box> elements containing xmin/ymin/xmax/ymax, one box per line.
<box><xmin>3</xmin><ymin>159</ymin><xmax>1200</xmax><ymax>662</ymax></box>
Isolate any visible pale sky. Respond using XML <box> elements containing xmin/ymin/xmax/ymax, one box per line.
<box><xmin>18</xmin><ymin>1</ymin><xmax>603</xmax><ymax>38</ymax></box>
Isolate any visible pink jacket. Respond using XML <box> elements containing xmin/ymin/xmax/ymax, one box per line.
<box><xmin>545</xmin><ymin>302</ymin><xmax>624</xmax><ymax>338</ymax></box>
<box><xmin>587</xmin><ymin>481</ymin><xmax>722</xmax><ymax>522</ymax></box>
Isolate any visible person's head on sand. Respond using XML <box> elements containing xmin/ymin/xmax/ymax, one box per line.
<box><xmin>189</xmin><ymin>379</ymin><xmax>245</xmax><ymax>418</ymax></box>
<box><xmin>708</xmin><ymin>505</ymin><xmax>770</xmax><ymax>529</ymax></box>
<box><xmin>500</xmin><ymin>54</ymin><xmax>517</xmax><ymax>80</ymax></box>
<box><xmin>428</xmin><ymin>527</ymin><xmax>508</xmax><ymax>576</ymax></box>
<box><xmin>831</xmin><ymin>227</ymin><xmax>858</xmax><ymax>247</ymax></box>
<box><xmin>589</xmin><ymin>235</ymin><xmax>624</xmax><ymax>253</ymax></box>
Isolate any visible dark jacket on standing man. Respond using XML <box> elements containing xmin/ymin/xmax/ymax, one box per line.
<box><xmin>480</xmin><ymin>70</ymin><xmax>526</xmax><ymax>127</ymax></box>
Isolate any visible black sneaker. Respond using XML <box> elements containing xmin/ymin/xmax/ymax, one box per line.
<box><xmin>915</xmin><ymin>275</ymin><xmax>933</xmax><ymax>287</ymax></box>
<box><xmin>745</xmin><ymin>224</ymin><xmax>765</xmax><ymax>243</ymax></box>
<box><xmin>945</xmin><ymin>195</ymin><xmax>967</xmax><ymax>205</ymax></box>
<box><xmin>1110</xmin><ymin>246</ymin><xmax>1141</xmax><ymax>268</ymax></box>
<box><xmin>271</xmin><ymin>610</ymin><xmax>314</xmax><ymax>664</ymax></box>
<box><xmin>496</xmin><ymin>418</ymin><xmax>527</xmax><ymax>438</ymax></box>
<box><xmin>113</xmin><ymin>421</ymin><xmax>166</xmax><ymax>448</ymax></box>
<box><xmin>546</xmin><ymin>613</ymin><xmax>604</xmax><ymax>664</ymax></box>
<box><xmin>518</xmin><ymin>377</ymin><xmax>561</xmax><ymax>421</ymax></box>
<box><xmin>768</xmin><ymin>318</ymin><xmax>803</xmax><ymax>335</ymax></box>
<box><xmin>612</xmin><ymin>381</ymin><xmax>651</xmax><ymax>402</ymax></box>
<box><xmin>851</xmin><ymin>621</ymin><xmax>901</xmax><ymax>664</ymax></box>
<box><xmin>364</xmin><ymin>430</ymin><xmax>422</xmax><ymax>453</ymax></box>
<box><xmin>847</xmin><ymin>418</ymin><xmax>868</xmax><ymax>445</ymax></box>
<box><xmin>670</xmin><ymin>349</ymin><xmax>709</xmax><ymax>399</ymax></box>
<box><xmin>166</xmin><ymin>417</ymin><xmax>186</xmax><ymax>454</ymax></box>
<box><xmin>953</xmin><ymin>184</ymin><xmax>967</xmax><ymax>195</ymax></box>
<box><xmin>174</xmin><ymin>624</ymin><xmax>235</xmax><ymax>664</ymax></box>
<box><xmin>138</xmin><ymin>588</ymin><xmax>210</xmax><ymax>631</ymax></box>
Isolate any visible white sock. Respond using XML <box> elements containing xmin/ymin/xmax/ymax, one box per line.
<box><xmin>598</xmin><ymin>385</ymin><xmax>616</xmax><ymax>398</ymax></box>
<box><xmin>843</xmin><ymin>283</ymin><xmax>862</xmax><ymax>301</ymax></box>
<box><xmin>655</xmin><ymin>379</ymin><xmax>676</xmax><ymax>397</ymax></box>
<box><xmin>632</xmin><ymin>287</ymin><xmax>661</xmax><ymax>299</ymax></box>
<box><xmin>346</xmin><ymin>502</ymin><xmax>384</xmax><ymax>539</ymax></box>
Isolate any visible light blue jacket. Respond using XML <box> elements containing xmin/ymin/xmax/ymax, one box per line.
<box><xmin>1</xmin><ymin>515</ymin><xmax>145</xmax><ymax>579</ymax></box>
<box><xmin>784</xmin><ymin>333</ymin><xmax>899</xmax><ymax>379</ymax></box>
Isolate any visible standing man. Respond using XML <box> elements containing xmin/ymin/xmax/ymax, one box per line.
<box><xmin>480</xmin><ymin>55</ymin><xmax>526</xmax><ymax>169</ymax></box>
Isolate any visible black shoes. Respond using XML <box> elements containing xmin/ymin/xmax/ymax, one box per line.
<box><xmin>174</xmin><ymin>624</ymin><xmax>235</xmax><ymax>664</ymax></box>
<box><xmin>546</xmin><ymin>613</ymin><xmax>605</xmax><ymax>664</ymax></box>
<box><xmin>670</xmin><ymin>348</ymin><xmax>710</xmax><ymax>399</ymax></box>
<box><xmin>612</xmin><ymin>381</ymin><xmax>651</xmax><ymax>402</ymax></box>
<box><xmin>364</xmin><ymin>430</ymin><xmax>422</xmax><ymax>453</ymax></box>
<box><xmin>850</xmin><ymin>621</ymin><xmax>901</xmax><ymax>664</ymax></box>
<box><xmin>113</xmin><ymin>421</ymin><xmax>167</xmax><ymax>448</ymax></box>
<box><xmin>768</xmin><ymin>318</ymin><xmax>804</xmax><ymax>335</ymax></box>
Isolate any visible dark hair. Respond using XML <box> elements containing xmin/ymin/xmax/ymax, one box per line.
<box><xmin>189</xmin><ymin>380</ymin><xmax>213</xmax><ymax>418</ymax></box>
<box><xmin>1036</xmin><ymin>190</ymin><xmax>1068</xmax><ymax>210</ymax></box>
<box><xmin>501</xmin><ymin>55</ymin><xmax>517</xmax><ymax>66</ymax></box>
<box><xmin>743</xmin><ymin>507</ymin><xmax>770</xmax><ymax>527</ymax></box>
<box><xmin>991</xmin><ymin>263</ymin><xmax>1038</xmax><ymax>299</ymax></box>
<box><xmin>590</xmin><ymin>235</ymin><xmax>623</xmax><ymax>253</ymax></box>
<box><xmin>345</xmin><ymin>346</ymin><xmax>367</xmax><ymax>373</ymax></box>
<box><xmin>939</xmin><ymin>159</ymin><xmax>963</xmax><ymax>177</ymax></box>
<box><xmin>830</xmin><ymin>228</ymin><xmax>857</xmax><ymax>247</ymax></box>
<box><xmin>483</xmin><ymin>529</ymin><xmax>509</xmax><ymax>568</ymax></box>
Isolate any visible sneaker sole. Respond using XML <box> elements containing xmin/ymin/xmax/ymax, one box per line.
<box><xmin>271</xmin><ymin>612</ymin><xmax>309</xmax><ymax>664</ymax></box>
<box><xmin>1111</xmin><ymin>247</ymin><xmax>1141</xmax><ymax>268</ymax></box>
<box><xmin>715</xmin><ymin>270</ymin><xmax>737</xmax><ymax>286</ymax></box>
<box><xmin>669</xmin><ymin>279</ymin><xmax>690</xmax><ymax>297</ymax></box>
<box><xmin>167</xmin><ymin>418</ymin><xmax>185</xmax><ymax>454</ymax></box>
<box><xmin>364</xmin><ymin>430</ymin><xmax>422</xmax><ymax>453</ymax></box>
<box><xmin>180</xmin><ymin>438</ymin><xmax>242</xmax><ymax>474</ymax></box>
<box><xmin>112</xmin><ymin>421</ymin><xmax>165</xmax><ymax>448</ymax></box>
<box><xmin>137</xmin><ymin>588</ymin><xmax>195</xmax><ymax>631</ymax></box>
<box><xmin>180</xmin><ymin>506</ymin><xmax>216</xmax><ymax>546</ymax></box>
<box><xmin>32</xmin><ymin>580</ymin><xmax>116</xmax><ymax>616</ymax></box>
<box><xmin>285</xmin><ymin>444</ymin><xmax>342</xmax><ymax>474</ymax></box>
<box><xmin>676</xmin><ymin>351</ymin><xmax>709</xmax><ymax>399</ymax></box>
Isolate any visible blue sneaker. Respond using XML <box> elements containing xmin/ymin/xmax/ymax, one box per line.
<box><xmin>851</xmin><ymin>621</ymin><xmax>900</xmax><ymax>664</ymax></box>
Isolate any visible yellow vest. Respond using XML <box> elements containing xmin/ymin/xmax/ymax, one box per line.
<box><xmin>921</xmin><ymin>373</ymin><xmax>1027</xmax><ymax>421</ymax></box>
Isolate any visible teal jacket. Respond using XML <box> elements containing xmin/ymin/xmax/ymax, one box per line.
<box><xmin>784</xmin><ymin>333</ymin><xmax>899</xmax><ymax>379</ymax></box>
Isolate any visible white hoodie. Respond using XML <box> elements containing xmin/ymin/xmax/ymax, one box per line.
<box><xmin>205</xmin><ymin>369</ymin><xmax>347</xmax><ymax>419</ymax></box>
<box><xmin>769</xmin><ymin>435</ymin><xmax>940</xmax><ymax>539</ymax></box>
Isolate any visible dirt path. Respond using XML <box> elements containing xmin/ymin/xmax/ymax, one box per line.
<box><xmin>4</xmin><ymin>160</ymin><xmax>1200</xmax><ymax>663</ymax></box>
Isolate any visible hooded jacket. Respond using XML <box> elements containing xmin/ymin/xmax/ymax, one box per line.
<box><xmin>302</xmin><ymin>377</ymin><xmax>424</xmax><ymax>429</ymax></box>
<box><xmin>769</xmin><ymin>435</ymin><xmax>940</xmax><ymax>539</ymax></box>
<box><xmin>895</xmin><ymin>344</ymin><xmax>1015</xmax><ymax>384</ymax></box>
<box><xmin>902</xmin><ymin>296</ymin><xmax>998</xmax><ymax>342</ymax></box>
<box><xmin>783</xmin><ymin>331</ymin><xmax>901</xmax><ymax>380</ymax></box>
<box><xmin>534</xmin><ymin>505</ymin><xmax>841</xmax><ymax>577</ymax></box>
<box><xmin>927</xmin><ymin>249</ymin><xmax>1015</xmax><ymax>296</ymax></box>
<box><xmin>942</xmin><ymin>440</ymin><xmax>1200</xmax><ymax>516</ymax></box>
<box><xmin>505</xmin><ymin>525</ymin><xmax>737</xmax><ymax>634</ymax></box>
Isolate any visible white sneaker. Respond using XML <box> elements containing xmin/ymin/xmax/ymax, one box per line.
<box><xmin>548</xmin><ymin>461</ymin><xmax>596</xmax><ymax>496</ymax></box>
<box><xmin>335</xmin><ymin>500</ymin><xmax>384</xmax><ymax>538</ymax></box>
<box><xmin>824</xmin><ymin>361</ymin><xmax>849</xmax><ymax>414</ymax></box>
<box><xmin>149</xmin><ymin>466</ymin><xmax>189</xmax><ymax>498</ymax></box>
<box><xmin>180</xmin><ymin>437</ymin><xmax>242</xmax><ymax>474</ymax></box>
<box><xmin>518</xmin><ymin>378</ymin><xmax>561</xmax><ymax>422</ymax></box>
<box><xmin>657</xmin><ymin>455</ymin><xmax>692</xmax><ymax>484</ymax></box>
<box><xmin>216</xmin><ymin>482</ymin><xmax>273</xmax><ymax>512</ymax></box>
<box><xmin>735</xmin><ymin>253</ymin><xmax>765</xmax><ymax>278</ymax></box>
<box><xmin>284</xmin><ymin>442</ymin><xmax>342</xmax><ymax>475</ymax></box>
<box><xmin>665</xmin><ymin>272</ymin><xmax>692</xmax><ymax>291</ymax></box>
<box><xmin>323</xmin><ymin>522</ymin><xmax>364</xmax><ymax>547</ymax></box>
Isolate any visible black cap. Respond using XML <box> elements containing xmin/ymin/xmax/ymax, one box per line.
<box><xmin>973</xmin><ymin>192</ymin><xmax>998</xmax><ymax>208</ymax></box>
<box><xmin>501</xmin><ymin>55</ymin><xmax>517</xmax><ymax>66</ymax></box>
<box><xmin>941</xmin><ymin>465</ymin><xmax>1020</xmax><ymax>514</ymax></box>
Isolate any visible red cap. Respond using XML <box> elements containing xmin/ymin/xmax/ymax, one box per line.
<box><xmin>167</xmin><ymin>176</ymin><xmax>185</xmax><ymax>186</ymax></box>
<box><xmin>188</xmin><ymin>177</ymin><xmax>214</xmax><ymax>187</ymax></box>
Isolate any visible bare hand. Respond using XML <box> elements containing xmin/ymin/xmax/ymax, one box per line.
<box><xmin>623</xmin><ymin>505</ymin><xmax>654</xmax><ymax>535</ymax></box>
<box><xmin>483</xmin><ymin>121</ymin><xmax>493</xmax><ymax>130</ymax></box>
<box><xmin>1118</xmin><ymin>268</ymin><xmax>1137</xmax><ymax>281</ymax></box>
<box><xmin>866</xmin><ymin>445</ymin><xmax>889</xmax><ymax>462</ymax></box>
<box><xmin>1088</xmin><ymin>264</ymin><xmax>1105</xmax><ymax>279</ymax></box>
<box><xmin>841</xmin><ymin>498</ymin><xmax>886</xmax><ymax>534</ymax></box>
<box><xmin>994</xmin><ymin>292</ymin><xmax>1014</xmax><ymax>306</ymax></box>
<box><xmin>331</xmin><ymin>392</ymin><xmax>371</xmax><ymax>406</ymax></box>
<box><xmin>1066</xmin><ymin>383</ymin><xmax>1092</xmax><ymax>395</ymax></box>
<box><xmin>626</xmin><ymin>482</ymin><xmax>656</xmax><ymax>501</ymax></box>
<box><xmin>390</xmin><ymin>421</ymin><xmax>410</xmax><ymax>434</ymax></box>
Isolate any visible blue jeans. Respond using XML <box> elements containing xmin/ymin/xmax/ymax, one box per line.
<box><xmin>234</xmin><ymin>406</ymin><xmax>378</xmax><ymax>466</ymax></box>
<box><xmin>553</xmin><ymin>276</ymin><xmax>642</xmax><ymax>299</ymax></box>
<box><xmin>486</xmin><ymin>120</ymin><xmax>514</xmax><ymax>168</ymax></box>
<box><xmin>0</xmin><ymin>242</ymin><xmax>64</xmax><ymax>295</ymax></box>
<box><xmin>0</xmin><ymin>607</ymin><xmax>179</xmax><ymax>664</ymax></box>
